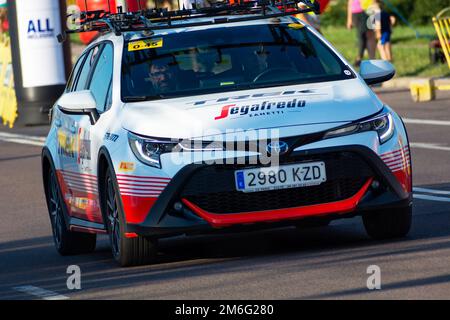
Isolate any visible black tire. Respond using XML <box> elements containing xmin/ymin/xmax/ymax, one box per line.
<box><xmin>46</xmin><ymin>167</ymin><xmax>96</xmax><ymax>255</ymax></box>
<box><xmin>103</xmin><ymin>167</ymin><xmax>157</xmax><ymax>267</ymax></box>
<box><xmin>363</xmin><ymin>205</ymin><xmax>412</xmax><ymax>240</ymax></box>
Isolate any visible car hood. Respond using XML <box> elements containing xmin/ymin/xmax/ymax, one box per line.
<box><xmin>121</xmin><ymin>79</ymin><xmax>383</xmax><ymax>140</ymax></box>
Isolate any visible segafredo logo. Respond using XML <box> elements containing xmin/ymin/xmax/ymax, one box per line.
<box><xmin>214</xmin><ymin>99</ymin><xmax>306</xmax><ymax>120</ymax></box>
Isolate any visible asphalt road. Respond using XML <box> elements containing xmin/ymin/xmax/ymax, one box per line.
<box><xmin>0</xmin><ymin>89</ymin><xmax>450</xmax><ymax>300</ymax></box>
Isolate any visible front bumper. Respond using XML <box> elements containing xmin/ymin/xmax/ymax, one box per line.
<box><xmin>126</xmin><ymin>145</ymin><xmax>412</xmax><ymax>238</ymax></box>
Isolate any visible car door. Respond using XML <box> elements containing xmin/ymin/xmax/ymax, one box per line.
<box><xmin>56</xmin><ymin>43</ymin><xmax>105</xmax><ymax>224</ymax></box>
<box><xmin>75</xmin><ymin>43</ymin><xmax>114</xmax><ymax>175</ymax></box>
<box><xmin>74</xmin><ymin>42</ymin><xmax>114</xmax><ymax>224</ymax></box>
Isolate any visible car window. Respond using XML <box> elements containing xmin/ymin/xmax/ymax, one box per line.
<box><xmin>75</xmin><ymin>45</ymin><xmax>101</xmax><ymax>91</ymax></box>
<box><xmin>88</xmin><ymin>43</ymin><xmax>114</xmax><ymax>113</ymax></box>
<box><xmin>121</xmin><ymin>22</ymin><xmax>354</xmax><ymax>101</ymax></box>
<box><xmin>66</xmin><ymin>53</ymin><xmax>86</xmax><ymax>92</ymax></box>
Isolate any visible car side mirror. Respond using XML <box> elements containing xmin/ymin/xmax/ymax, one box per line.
<box><xmin>58</xmin><ymin>90</ymin><xmax>100</xmax><ymax>125</ymax></box>
<box><xmin>360</xmin><ymin>60</ymin><xmax>396</xmax><ymax>85</ymax></box>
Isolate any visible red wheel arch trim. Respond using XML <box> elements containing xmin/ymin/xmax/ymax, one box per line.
<box><xmin>182</xmin><ymin>179</ymin><xmax>373</xmax><ymax>228</ymax></box>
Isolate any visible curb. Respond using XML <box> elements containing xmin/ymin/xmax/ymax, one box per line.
<box><xmin>381</xmin><ymin>77</ymin><xmax>450</xmax><ymax>90</ymax></box>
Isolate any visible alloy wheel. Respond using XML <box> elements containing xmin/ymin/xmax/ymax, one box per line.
<box><xmin>106</xmin><ymin>176</ymin><xmax>121</xmax><ymax>257</ymax></box>
<box><xmin>48</xmin><ymin>171</ymin><xmax>63</xmax><ymax>248</ymax></box>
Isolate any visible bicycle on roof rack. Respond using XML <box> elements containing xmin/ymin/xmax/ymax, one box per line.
<box><xmin>58</xmin><ymin>0</ymin><xmax>320</xmax><ymax>42</ymax></box>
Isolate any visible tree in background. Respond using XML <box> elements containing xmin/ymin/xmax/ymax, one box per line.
<box><xmin>408</xmin><ymin>0</ymin><xmax>450</xmax><ymax>24</ymax></box>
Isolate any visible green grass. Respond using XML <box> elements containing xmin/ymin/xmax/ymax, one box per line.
<box><xmin>322</xmin><ymin>25</ymin><xmax>450</xmax><ymax>78</ymax></box>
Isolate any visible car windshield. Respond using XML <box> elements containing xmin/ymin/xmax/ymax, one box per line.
<box><xmin>121</xmin><ymin>22</ymin><xmax>353</xmax><ymax>101</ymax></box>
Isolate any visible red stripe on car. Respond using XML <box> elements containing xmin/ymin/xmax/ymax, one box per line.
<box><xmin>120</xmin><ymin>195</ymin><xmax>158</xmax><ymax>224</ymax></box>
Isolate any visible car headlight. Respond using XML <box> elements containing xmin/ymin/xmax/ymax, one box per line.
<box><xmin>324</xmin><ymin>112</ymin><xmax>394</xmax><ymax>144</ymax></box>
<box><xmin>128</xmin><ymin>133</ymin><xmax>225</xmax><ymax>168</ymax></box>
<box><xmin>178</xmin><ymin>140</ymin><xmax>224</xmax><ymax>151</ymax></box>
<box><xmin>128</xmin><ymin>132</ymin><xmax>179</xmax><ymax>168</ymax></box>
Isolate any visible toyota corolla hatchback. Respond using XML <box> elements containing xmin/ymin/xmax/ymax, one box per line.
<box><xmin>42</xmin><ymin>3</ymin><xmax>412</xmax><ymax>266</ymax></box>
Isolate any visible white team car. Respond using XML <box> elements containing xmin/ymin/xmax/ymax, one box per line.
<box><xmin>42</xmin><ymin>3</ymin><xmax>412</xmax><ymax>266</ymax></box>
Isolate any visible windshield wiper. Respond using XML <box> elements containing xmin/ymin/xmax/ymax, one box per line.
<box><xmin>247</xmin><ymin>79</ymin><xmax>308</xmax><ymax>89</ymax></box>
<box><xmin>123</xmin><ymin>95</ymin><xmax>164</xmax><ymax>102</ymax></box>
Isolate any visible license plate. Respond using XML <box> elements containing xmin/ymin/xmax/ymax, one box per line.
<box><xmin>235</xmin><ymin>162</ymin><xmax>327</xmax><ymax>193</ymax></box>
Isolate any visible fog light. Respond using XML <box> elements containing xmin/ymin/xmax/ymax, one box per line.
<box><xmin>371</xmin><ymin>180</ymin><xmax>380</xmax><ymax>190</ymax></box>
<box><xmin>174</xmin><ymin>202</ymin><xmax>183</xmax><ymax>212</ymax></box>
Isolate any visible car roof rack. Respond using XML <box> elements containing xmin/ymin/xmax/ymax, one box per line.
<box><xmin>58</xmin><ymin>0</ymin><xmax>320</xmax><ymax>43</ymax></box>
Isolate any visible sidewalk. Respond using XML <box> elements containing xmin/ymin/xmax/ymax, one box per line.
<box><xmin>382</xmin><ymin>77</ymin><xmax>450</xmax><ymax>90</ymax></box>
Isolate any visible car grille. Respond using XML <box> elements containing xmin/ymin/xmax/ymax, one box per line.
<box><xmin>180</xmin><ymin>152</ymin><xmax>374</xmax><ymax>214</ymax></box>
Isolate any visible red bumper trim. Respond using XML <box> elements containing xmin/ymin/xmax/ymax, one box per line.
<box><xmin>182</xmin><ymin>179</ymin><xmax>373</xmax><ymax>228</ymax></box>
<box><xmin>124</xmin><ymin>232</ymin><xmax>139</xmax><ymax>238</ymax></box>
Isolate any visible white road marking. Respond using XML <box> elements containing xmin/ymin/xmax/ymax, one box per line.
<box><xmin>413</xmin><ymin>187</ymin><xmax>450</xmax><ymax>196</ymax></box>
<box><xmin>0</xmin><ymin>132</ymin><xmax>46</xmax><ymax>141</ymax></box>
<box><xmin>0</xmin><ymin>132</ymin><xmax>45</xmax><ymax>147</ymax></box>
<box><xmin>403</xmin><ymin>118</ymin><xmax>450</xmax><ymax>126</ymax></box>
<box><xmin>413</xmin><ymin>194</ymin><xmax>450</xmax><ymax>203</ymax></box>
<box><xmin>410</xmin><ymin>142</ymin><xmax>450</xmax><ymax>152</ymax></box>
<box><xmin>12</xmin><ymin>285</ymin><xmax>69</xmax><ymax>300</ymax></box>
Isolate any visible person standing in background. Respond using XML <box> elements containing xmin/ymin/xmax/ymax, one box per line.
<box><xmin>372</xmin><ymin>0</ymin><xmax>395</xmax><ymax>62</ymax></box>
<box><xmin>347</xmin><ymin>0</ymin><xmax>376</xmax><ymax>66</ymax></box>
<box><xmin>147</xmin><ymin>0</ymin><xmax>174</xmax><ymax>10</ymax></box>
<box><xmin>0</xmin><ymin>0</ymin><xmax>7</xmax><ymax>34</ymax></box>
<box><xmin>181</xmin><ymin>0</ymin><xmax>211</xmax><ymax>10</ymax></box>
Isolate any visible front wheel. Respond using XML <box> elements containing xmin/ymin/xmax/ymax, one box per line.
<box><xmin>104</xmin><ymin>168</ymin><xmax>157</xmax><ymax>267</ymax></box>
<box><xmin>363</xmin><ymin>205</ymin><xmax>412</xmax><ymax>240</ymax></box>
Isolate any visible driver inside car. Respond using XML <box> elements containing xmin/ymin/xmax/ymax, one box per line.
<box><xmin>148</xmin><ymin>56</ymin><xmax>200</xmax><ymax>94</ymax></box>
<box><xmin>149</xmin><ymin>58</ymin><xmax>178</xmax><ymax>93</ymax></box>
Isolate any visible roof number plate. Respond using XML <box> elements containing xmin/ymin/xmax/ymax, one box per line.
<box><xmin>128</xmin><ymin>38</ymin><xmax>163</xmax><ymax>52</ymax></box>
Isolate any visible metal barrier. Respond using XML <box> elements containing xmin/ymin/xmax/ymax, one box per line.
<box><xmin>433</xmin><ymin>7</ymin><xmax>450</xmax><ymax>69</ymax></box>
<box><xmin>0</xmin><ymin>34</ymin><xmax>17</xmax><ymax>128</ymax></box>
<box><xmin>410</xmin><ymin>7</ymin><xmax>450</xmax><ymax>102</ymax></box>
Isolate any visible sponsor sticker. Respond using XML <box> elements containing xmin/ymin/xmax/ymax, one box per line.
<box><xmin>57</xmin><ymin>129</ymin><xmax>77</xmax><ymax>158</ymax></box>
<box><xmin>128</xmin><ymin>38</ymin><xmax>163</xmax><ymax>52</ymax></box>
<box><xmin>105</xmin><ymin>133</ymin><xmax>119</xmax><ymax>142</ymax></box>
<box><xmin>119</xmin><ymin>162</ymin><xmax>135</xmax><ymax>172</ymax></box>
<box><xmin>287</xmin><ymin>23</ymin><xmax>305</xmax><ymax>29</ymax></box>
<box><xmin>78</xmin><ymin>128</ymin><xmax>91</xmax><ymax>163</ymax></box>
<box><xmin>220</xmin><ymin>81</ymin><xmax>235</xmax><ymax>86</ymax></box>
<box><xmin>214</xmin><ymin>99</ymin><xmax>306</xmax><ymax>120</ymax></box>
<box><xmin>66</xmin><ymin>195</ymin><xmax>99</xmax><ymax>211</ymax></box>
